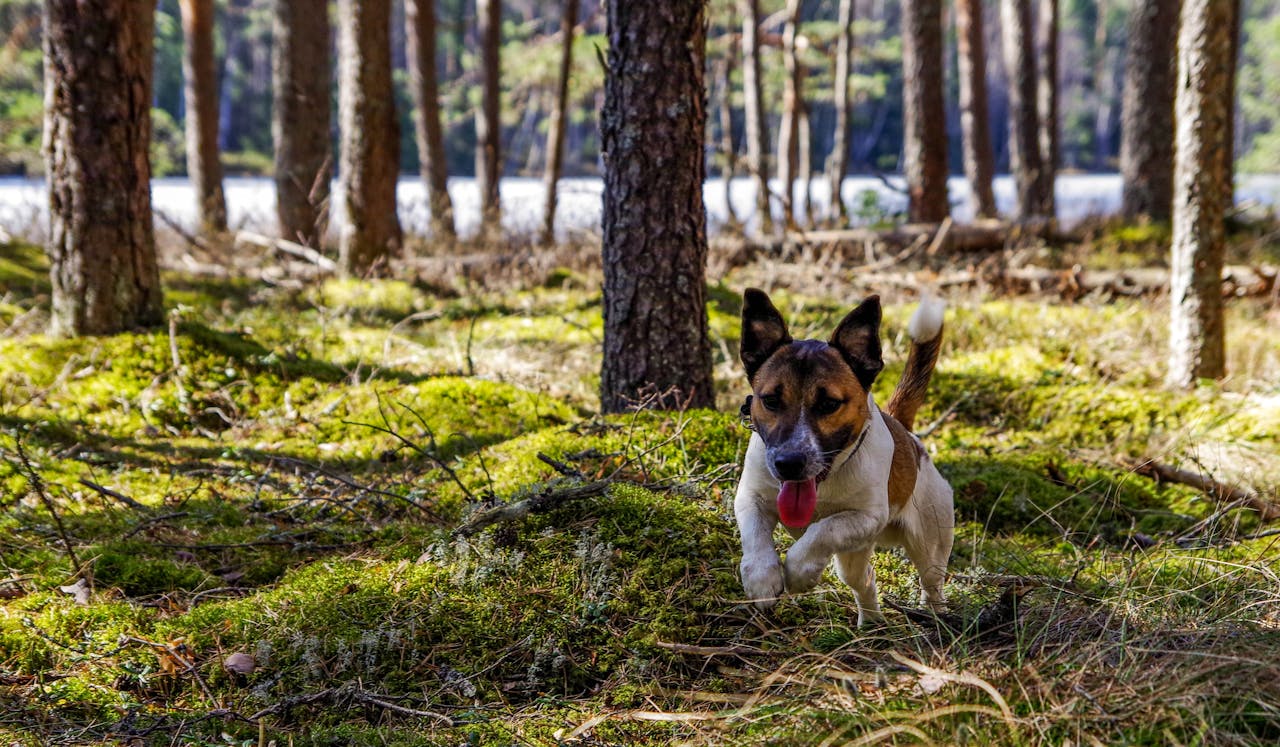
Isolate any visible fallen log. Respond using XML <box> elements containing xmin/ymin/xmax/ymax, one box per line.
<box><xmin>235</xmin><ymin>230</ymin><xmax>337</xmax><ymax>272</ymax></box>
<box><xmin>1121</xmin><ymin>457</ymin><xmax>1280</xmax><ymax>522</ymax></box>
<box><xmin>856</xmin><ymin>264</ymin><xmax>1276</xmax><ymax>299</ymax></box>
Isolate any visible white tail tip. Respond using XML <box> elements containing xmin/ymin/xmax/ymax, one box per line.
<box><xmin>908</xmin><ymin>294</ymin><xmax>945</xmax><ymax>342</ymax></box>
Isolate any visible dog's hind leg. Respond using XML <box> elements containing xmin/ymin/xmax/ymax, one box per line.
<box><xmin>902</xmin><ymin>531</ymin><xmax>951</xmax><ymax>610</ymax></box>
<box><xmin>835</xmin><ymin>548</ymin><xmax>885</xmax><ymax>627</ymax></box>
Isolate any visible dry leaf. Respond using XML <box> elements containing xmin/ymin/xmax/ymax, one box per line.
<box><xmin>223</xmin><ymin>652</ymin><xmax>256</xmax><ymax>675</ymax></box>
<box><xmin>58</xmin><ymin>578</ymin><xmax>91</xmax><ymax>605</ymax></box>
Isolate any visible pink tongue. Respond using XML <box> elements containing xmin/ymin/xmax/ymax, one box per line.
<box><xmin>777</xmin><ymin>478</ymin><xmax>818</xmax><ymax>528</ymax></box>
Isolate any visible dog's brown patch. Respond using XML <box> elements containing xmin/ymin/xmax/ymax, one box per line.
<box><xmin>750</xmin><ymin>341</ymin><xmax>871</xmax><ymax>462</ymax></box>
<box><xmin>883</xmin><ymin>414</ymin><xmax>920</xmax><ymax>510</ymax></box>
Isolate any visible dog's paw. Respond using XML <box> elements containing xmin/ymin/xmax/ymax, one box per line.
<box><xmin>857</xmin><ymin>609</ymin><xmax>887</xmax><ymax>628</ymax></box>
<box><xmin>783</xmin><ymin>552</ymin><xmax>827</xmax><ymax>594</ymax></box>
<box><xmin>740</xmin><ymin>557</ymin><xmax>784</xmax><ymax>608</ymax></box>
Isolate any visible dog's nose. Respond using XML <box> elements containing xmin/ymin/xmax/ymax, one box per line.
<box><xmin>773</xmin><ymin>452</ymin><xmax>808</xmax><ymax>481</ymax></box>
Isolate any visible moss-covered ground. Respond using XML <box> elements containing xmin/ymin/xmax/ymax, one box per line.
<box><xmin>1</xmin><ymin>233</ymin><xmax>1279</xmax><ymax>745</ymax></box>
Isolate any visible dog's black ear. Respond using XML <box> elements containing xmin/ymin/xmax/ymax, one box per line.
<box><xmin>830</xmin><ymin>295</ymin><xmax>884</xmax><ymax>389</ymax></box>
<box><xmin>740</xmin><ymin>288</ymin><xmax>792</xmax><ymax>380</ymax></box>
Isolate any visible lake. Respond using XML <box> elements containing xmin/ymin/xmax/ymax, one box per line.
<box><xmin>2</xmin><ymin>174</ymin><xmax>1278</xmax><ymax>244</ymax></box>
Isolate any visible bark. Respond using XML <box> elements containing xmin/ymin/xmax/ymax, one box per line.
<box><xmin>1091</xmin><ymin>0</ymin><xmax>1116</xmax><ymax>168</ymax></box>
<box><xmin>180</xmin><ymin>0</ymin><xmax>227</xmax><ymax>235</ymax></box>
<box><xmin>1119</xmin><ymin>0</ymin><xmax>1179</xmax><ymax>221</ymax></box>
<box><xmin>776</xmin><ymin>0</ymin><xmax>803</xmax><ymax>230</ymax></box>
<box><xmin>272</xmin><ymin>0</ymin><xmax>332</xmax><ymax>248</ymax></box>
<box><xmin>901</xmin><ymin>0</ymin><xmax>949</xmax><ymax>223</ymax></box>
<box><xmin>716</xmin><ymin>38</ymin><xmax>742</xmax><ymax>232</ymax></box>
<box><xmin>337</xmin><ymin>0</ymin><xmax>403</xmax><ymax>275</ymax></box>
<box><xmin>1035</xmin><ymin>0</ymin><xmax>1058</xmax><ymax>218</ymax></box>
<box><xmin>600</xmin><ymin>0</ymin><xmax>714</xmax><ymax>413</ymax></box>
<box><xmin>539</xmin><ymin>0</ymin><xmax>577</xmax><ymax>246</ymax></box>
<box><xmin>406</xmin><ymin>0</ymin><xmax>456</xmax><ymax>241</ymax></box>
<box><xmin>1000</xmin><ymin>0</ymin><xmax>1045</xmax><ymax>220</ymax></box>
<box><xmin>475</xmin><ymin>0</ymin><xmax>502</xmax><ymax>235</ymax></box>
<box><xmin>955</xmin><ymin>0</ymin><xmax>997</xmax><ymax>218</ymax></box>
<box><xmin>739</xmin><ymin>0</ymin><xmax>772</xmax><ymax>236</ymax></box>
<box><xmin>43</xmin><ymin>0</ymin><xmax>163</xmax><ymax>336</ymax></box>
<box><xmin>1167</xmin><ymin>0</ymin><xmax>1236</xmax><ymax>387</ymax></box>
<box><xmin>828</xmin><ymin>0</ymin><xmax>854</xmax><ymax>223</ymax></box>
<box><xmin>798</xmin><ymin>101</ymin><xmax>812</xmax><ymax>226</ymax></box>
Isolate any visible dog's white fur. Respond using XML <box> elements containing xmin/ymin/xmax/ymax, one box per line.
<box><xmin>734</xmin><ymin>302</ymin><xmax>955</xmax><ymax>626</ymax></box>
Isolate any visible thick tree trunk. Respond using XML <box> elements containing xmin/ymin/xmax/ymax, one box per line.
<box><xmin>600</xmin><ymin>0</ymin><xmax>714</xmax><ymax>413</ymax></box>
<box><xmin>180</xmin><ymin>0</ymin><xmax>227</xmax><ymax>235</ymax></box>
<box><xmin>828</xmin><ymin>0</ymin><xmax>854</xmax><ymax>223</ymax></box>
<box><xmin>955</xmin><ymin>0</ymin><xmax>997</xmax><ymax>219</ymax></box>
<box><xmin>337</xmin><ymin>0</ymin><xmax>402</xmax><ymax>275</ymax></box>
<box><xmin>1167</xmin><ymin>0</ymin><xmax>1237</xmax><ymax>387</ymax></box>
<box><xmin>776</xmin><ymin>0</ymin><xmax>803</xmax><ymax>230</ymax></box>
<box><xmin>739</xmin><ymin>0</ymin><xmax>772</xmax><ymax>236</ymax></box>
<box><xmin>1119</xmin><ymin>0</ymin><xmax>1179</xmax><ymax>222</ymax></box>
<box><xmin>272</xmin><ymin>0</ymin><xmax>331</xmax><ymax>248</ymax></box>
<box><xmin>539</xmin><ymin>0</ymin><xmax>576</xmax><ymax>246</ymax></box>
<box><xmin>475</xmin><ymin>0</ymin><xmax>502</xmax><ymax>236</ymax></box>
<box><xmin>902</xmin><ymin>0</ymin><xmax>949</xmax><ymax>223</ymax></box>
<box><xmin>1000</xmin><ymin>0</ymin><xmax>1045</xmax><ymax>220</ymax></box>
<box><xmin>1035</xmin><ymin>0</ymin><xmax>1057</xmax><ymax>218</ymax></box>
<box><xmin>406</xmin><ymin>0</ymin><xmax>456</xmax><ymax>241</ymax></box>
<box><xmin>43</xmin><ymin>0</ymin><xmax>163</xmax><ymax>336</ymax></box>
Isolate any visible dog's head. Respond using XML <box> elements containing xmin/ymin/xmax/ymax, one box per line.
<box><xmin>740</xmin><ymin>288</ymin><xmax>883</xmax><ymax>527</ymax></box>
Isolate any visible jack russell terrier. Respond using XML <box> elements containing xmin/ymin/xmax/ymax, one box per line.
<box><xmin>734</xmin><ymin>289</ymin><xmax>954</xmax><ymax>626</ymax></box>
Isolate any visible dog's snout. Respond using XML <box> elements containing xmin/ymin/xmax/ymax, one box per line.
<box><xmin>773</xmin><ymin>452</ymin><xmax>808</xmax><ymax>481</ymax></box>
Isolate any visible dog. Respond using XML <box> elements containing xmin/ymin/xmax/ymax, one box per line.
<box><xmin>733</xmin><ymin>289</ymin><xmax>954</xmax><ymax>626</ymax></box>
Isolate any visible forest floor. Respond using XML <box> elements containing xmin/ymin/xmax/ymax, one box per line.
<box><xmin>1</xmin><ymin>222</ymin><xmax>1279</xmax><ymax>746</ymax></box>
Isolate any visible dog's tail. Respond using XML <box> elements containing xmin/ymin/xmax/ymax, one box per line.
<box><xmin>885</xmin><ymin>295</ymin><xmax>945</xmax><ymax>432</ymax></box>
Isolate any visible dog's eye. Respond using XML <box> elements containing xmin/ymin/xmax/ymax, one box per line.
<box><xmin>759</xmin><ymin>393</ymin><xmax>782</xmax><ymax>411</ymax></box>
<box><xmin>812</xmin><ymin>396</ymin><xmax>844</xmax><ymax>416</ymax></box>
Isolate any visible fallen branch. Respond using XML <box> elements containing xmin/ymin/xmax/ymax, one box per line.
<box><xmin>235</xmin><ymin>230</ymin><xmax>337</xmax><ymax>272</ymax></box>
<box><xmin>248</xmin><ymin>684</ymin><xmax>452</xmax><ymax>726</ymax></box>
<box><xmin>652</xmin><ymin>641</ymin><xmax>764</xmax><ymax>658</ymax></box>
<box><xmin>453</xmin><ymin>479</ymin><xmax>612</xmax><ymax>537</ymax></box>
<box><xmin>79</xmin><ymin>478</ymin><xmax>148</xmax><ymax>511</ymax></box>
<box><xmin>1122</xmin><ymin>457</ymin><xmax>1280</xmax><ymax>521</ymax></box>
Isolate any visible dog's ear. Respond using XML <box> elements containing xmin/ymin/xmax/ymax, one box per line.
<box><xmin>740</xmin><ymin>288</ymin><xmax>792</xmax><ymax>380</ymax></box>
<box><xmin>830</xmin><ymin>295</ymin><xmax>884</xmax><ymax>389</ymax></box>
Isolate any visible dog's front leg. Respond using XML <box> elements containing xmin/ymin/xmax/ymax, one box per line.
<box><xmin>735</xmin><ymin>493</ymin><xmax>785</xmax><ymax>608</ymax></box>
<box><xmin>784</xmin><ymin>505</ymin><xmax>888</xmax><ymax>593</ymax></box>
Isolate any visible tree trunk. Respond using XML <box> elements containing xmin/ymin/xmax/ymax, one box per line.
<box><xmin>798</xmin><ymin>99</ymin><xmax>812</xmax><ymax>226</ymax></box>
<box><xmin>1000</xmin><ymin>0</ymin><xmax>1044</xmax><ymax>220</ymax></box>
<box><xmin>776</xmin><ymin>0</ymin><xmax>803</xmax><ymax>230</ymax></box>
<box><xmin>902</xmin><ymin>0</ymin><xmax>949</xmax><ymax>223</ymax></box>
<box><xmin>1119</xmin><ymin>0</ymin><xmax>1179</xmax><ymax>222</ymax></box>
<box><xmin>716</xmin><ymin>38</ymin><xmax>742</xmax><ymax>232</ymax></box>
<box><xmin>179</xmin><ymin>0</ymin><xmax>227</xmax><ymax>235</ymax></box>
<box><xmin>43</xmin><ymin>0</ymin><xmax>163</xmax><ymax>336</ymax></box>
<box><xmin>739</xmin><ymin>0</ymin><xmax>772</xmax><ymax>236</ymax></box>
<box><xmin>539</xmin><ymin>0</ymin><xmax>576</xmax><ymax>246</ymax></box>
<box><xmin>475</xmin><ymin>0</ymin><xmax>502</xmax><ymax>236</ymax></box>
<box><xmin>272</xmin><ymin>0</ymin><xmax>331</xmax><ymax>248</ymax></box>
<box><xmin>1167</xmin><ymin>0</ymin><xmax>1237</xmax><ymax>387</ymax></box>
<box><xmin>828</xmin><ymin>0</ymin><xmax>854</xmax><ymax>223</ymax></box>
<box><xmin>337</xmin><ymin>0</ymin><xmax>402</xmax><ymax>275</ymax></box>
<box><xmin>406</xmin><ymin>0</ymin><xmax>456</xmax><ymax>241</ymax></box>
<box><xmin>1091</xmin><ymin>0</ymin><xmax>1115</xmax><ymax>169</ymax></box>
<box><xmin>600</xmin><ymin>0</ymin><xmax>714</xmax><ymax>413</ymax></box>
<box><xmin>1035</xmin><ymin>0</ymin><xmax>1057</xmax><ymax>218</ymax></box>
<box><xmin>955</xmin><ymin>0</ymin><xmax>997</xmax><ymax>219</ymax></box>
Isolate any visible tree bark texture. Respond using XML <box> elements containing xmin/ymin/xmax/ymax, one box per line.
<box><xmin>1035</xmin><ymin>0</ymin><xmax>1057</xmax><ymax>217</ymax></box>
<box><xmin>739</xmin><ymin>0</ymin><xmax>772</xmax><ymax>236</ymax></box>
<box><xmin>1119</xmin><ymin>0</ymin><xmax>1179</xmax><ymax>221</ymax></box>
<box><xmin>406</xmin><ymin>0</ymin><xmax>456</xmax><ymax>241</ymax></box>
<box><xmin>43</xmin><ymin>0</ymin><xmax>163</xmax><ymax>336</ymax></box>
<box><xmin>828</xmin><ymin>0</ymin><xmax>854</xmax><ymax>223</ymax></box>
<box><xmin>955</xmin><ymin>0</ymin><xmax>997</xmax><ymax>219</ymax></box>
<box><xmin>600</xmin><ymin>0</ymin><xmax>715</xmax><ymax>413</ymax></box>
<box><xmin>716</xmin><ymin>38</ymin><xmax>742</xmax><ymax>231</ymax></box>
<box><xmin>337</xmin><ymin>0</ymin><xmax>402</xmax><ymax>275</ymax></box>
<box><xmin>1000</xmin><ymin>0</ymin><xmax>1045</xmax><ymax>220</ymax></box>
<box><xmin>1167</xmin><ymin>0</ymin><xmax>1236</xmax><ymax>387</ymax></box>
<box><xmin>272</xmin><ymin>0</ymin><xmax>331</xmax><ymax>248</ymax></box>
<box><xmin>475</xmin><ymin>0</ymin><xmax>502</xmax><ymax>234</ymax></box>
<box><xmin>180</xmin><ymin>0</ymin><xmax>227</xmax><ymax>234</ymax></box>
<box><xmin>539</xmin><ymin>0</ymin><xmax>576</xmax><ymax>245</ymax></box>
<box><xmin>776</xmin><ymin>0</ymin><xmax>803</xmax><ymax>230</ymax></box>
<box><xmin>901</xmin><ymin>0</ymin><xmax>949</xmax><ymax>223</ymax></box>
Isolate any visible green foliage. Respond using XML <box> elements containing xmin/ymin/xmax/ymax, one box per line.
<box><xmin>1239</xmin><ymin>14</ymin><xmax>1280</xmax><ymax>174</ymax></box>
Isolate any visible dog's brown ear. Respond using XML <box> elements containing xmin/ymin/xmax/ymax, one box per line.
<box><xmin>831</xmin><ymin>295</ymin><xmax>884</xmax><ymax>389</ymax></box>
<box><xmin>741</xmin><ymin>288</ymin><xmax>792</xmax><ymax>380</ymax></box>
